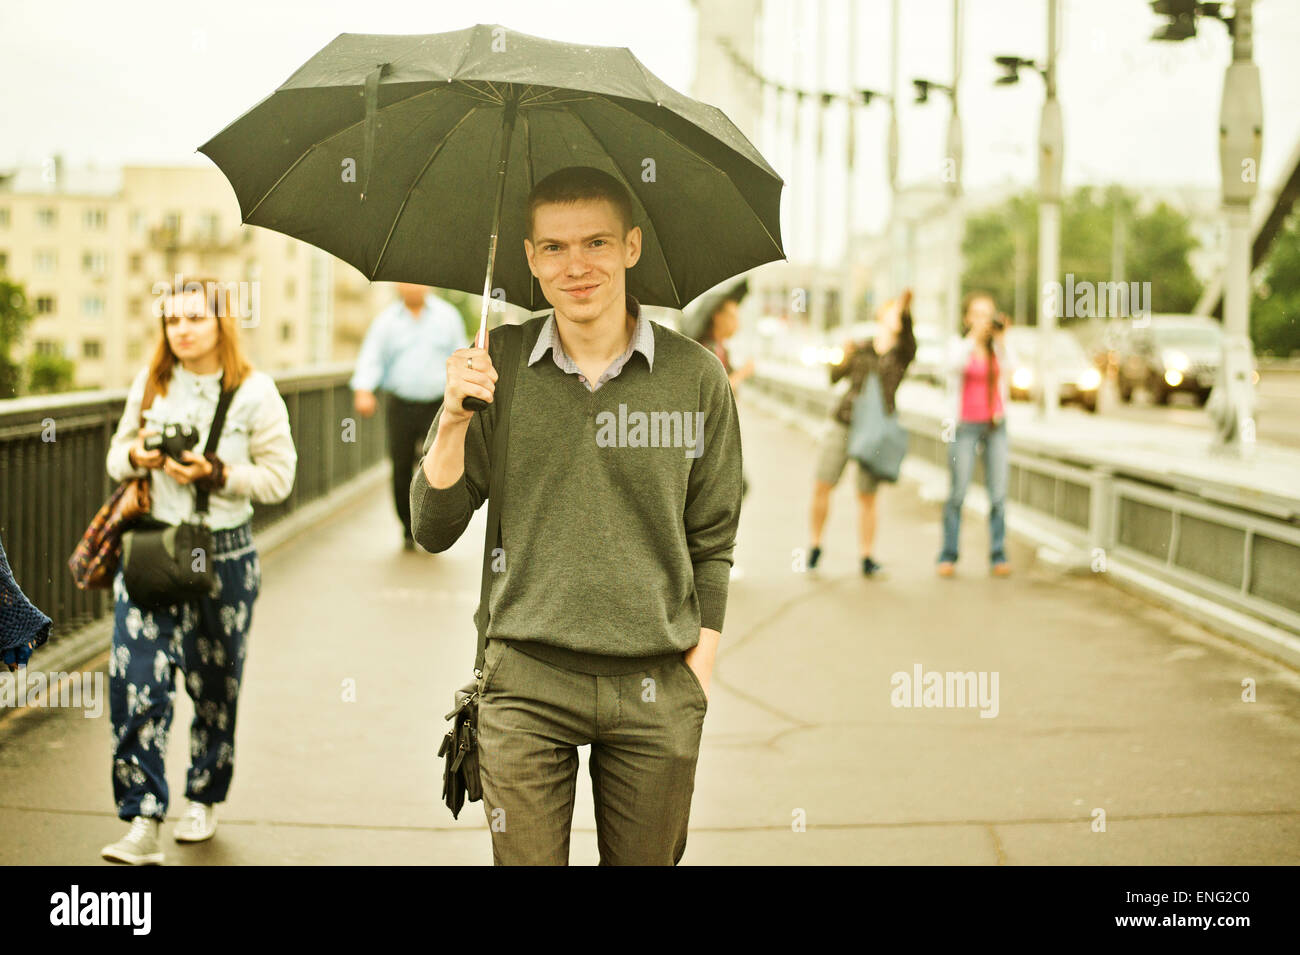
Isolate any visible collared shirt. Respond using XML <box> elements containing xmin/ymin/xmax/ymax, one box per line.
<box><xmin>527</xmin><ymin>294</ymin><xmax>654</xmax><ymax>390</ymax></box>
<box><xmin>349</xmin><ymin>293</ymin><xmax>468</xmax><ymax>402</ymax></box>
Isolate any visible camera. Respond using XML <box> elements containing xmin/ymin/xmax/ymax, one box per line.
<box><xmin>144</xmin><ymin>422</ymin><xmax>200</xmax><ymax>461</ymax></box>
<box><xmin>992</xmin><ymin>314</ymin><xmax>1006</xmax><ymax>332</ymax></box>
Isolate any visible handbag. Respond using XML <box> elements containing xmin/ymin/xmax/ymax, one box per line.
<box><xmin>436</xmin><ymin>324</ymin><xmax>524</xmax><ymax>819</ymax></box>
<box><xmin>68</xmin><ymin>380</ymin><xmax>158</xmax><ymax>590</ymax></box>
<box><xmin>847</xmin><ymin>370</ymin><xmax>909</xmax><ymax>482</ymax></box>
<box><xmin>119</xmin><ymin>383</ymin><xmax>239</xmax><ymax>611</ymax></box>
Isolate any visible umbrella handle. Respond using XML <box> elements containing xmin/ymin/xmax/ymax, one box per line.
<box><xmin>464</xmin><ymin>95</ymin><xmax>518</xmax><ymax>414</ymax></box>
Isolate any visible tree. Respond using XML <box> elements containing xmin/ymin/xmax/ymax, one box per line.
<box><xmin>1253</xmin><ymin>209</ymin><xmax>1300</xmax><ymax>356</ymax></box>
<box><xmin>0</xmin><ymin>279</ymin><xmax>35</xmax><ymax>399</ymax></box>
<box><xmin>25</xmin><ymin>352</ymin><xmax>75</xmax><ymax>394</ymax></box>
<box><xmin>962</xmin><ymin>186</ymin><xmax>1204</xmax><ymax>325</ymax></box>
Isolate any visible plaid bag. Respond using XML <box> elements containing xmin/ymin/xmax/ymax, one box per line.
<box><xmin>67</xmin><ymin>378</ymin><xmax>156</xmax><ymax>590</ymax></box>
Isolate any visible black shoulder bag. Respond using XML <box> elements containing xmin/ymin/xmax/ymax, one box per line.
<box><xmin>121</xmin><ymin>384</ymin><xmax>240</xmax><ymax>612</ymax></box>
<box><xmin>438</xmin><ymin>325</ymin><xmax>525</xmax><ymax>819</ymax></box>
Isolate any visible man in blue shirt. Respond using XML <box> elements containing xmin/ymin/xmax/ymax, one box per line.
<box><xmin>351</xmin><ymin>283</ymin><xmax>469</xmax><ymax>549</ymax></box>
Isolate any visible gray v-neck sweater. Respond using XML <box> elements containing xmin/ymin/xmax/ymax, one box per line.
<box><xmin>410</xmin><ymin>314</ymin><xmax>743</xmax><ymax>658</ymax></box>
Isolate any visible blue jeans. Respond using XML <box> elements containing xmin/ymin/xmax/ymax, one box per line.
<box><xmin>939</xmin><ymin>420</ymin><xmax>1008</xmax><ymax>565</ymax></box>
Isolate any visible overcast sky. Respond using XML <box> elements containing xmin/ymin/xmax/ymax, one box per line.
<box><xmin>3</xmin><ymin>0</ymin><xmax>1298</xmax><ymax>260</ymax></box>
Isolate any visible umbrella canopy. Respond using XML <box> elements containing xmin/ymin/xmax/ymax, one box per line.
<box><xmin>685</xmin><ymin>277</ymin><xmax>750</xmax><ymax>342</ymax></box>
<box><xmin>198</xmin><ymin>25</ymin><xmax>785</xmax><ymax>312</ymax></box>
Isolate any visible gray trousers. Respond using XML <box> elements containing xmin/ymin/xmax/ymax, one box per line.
<box><xmin>476</xmin><ymin>639</ymin><xmax>709</xmax><ymax>865</ymax></box>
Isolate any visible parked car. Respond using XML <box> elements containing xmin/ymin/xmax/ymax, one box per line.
<box><xmin>1004</xmin><ymin>327</ymin><xmax>1102</xmax><ymax>413</ymax></box>
<box><xmin>1115</xmin><ymin>315</ymin><xmax>1223</xmax><ymax>406</ymax></box>
<box><xmin>908</xmin><ymin>323</ymin><xmax>946</xmax><ymax>386</ymax></box>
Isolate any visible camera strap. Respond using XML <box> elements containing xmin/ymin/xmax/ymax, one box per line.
<box><xmin>193</xmin><ymin>385</ymin><xmax>239</xmax><ymax>521</ymax></box>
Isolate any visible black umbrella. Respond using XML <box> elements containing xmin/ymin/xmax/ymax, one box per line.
<box><xmin>685</xmin><ymin>277</ymin><xmax>751</xmax><ymax>342</ymax></box>
<box><xmin>199</xmin><ymin>24</ymin><xmax>785</xmax><ymax>408</ymax></box>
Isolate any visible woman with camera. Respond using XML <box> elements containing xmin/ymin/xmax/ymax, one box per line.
<box><xmin>937</xmin><ymin>291</ymin><xmax>1015</xmax><ymax>578</ymax></box>
<box><xmin>99</xmin><ymin>278</ymin><xmax>296</xmax><ymax>864</ymax></box>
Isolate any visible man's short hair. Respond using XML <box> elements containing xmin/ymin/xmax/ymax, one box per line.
<box><xmin>527</xmin><ymin>166</ymin><xmax>636</xmax><ymax>239</ymax></box>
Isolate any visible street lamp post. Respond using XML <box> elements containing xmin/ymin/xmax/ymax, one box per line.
<box><xmin>1151</xmin><ymin>0</ymin><xmax>1261</xmax><ymax>452</ymax></box>
<box><xmin>994</xmin><ymin>0</ymin><xmax>1064</xmax><ymax>421</ymax></box>
<box><xmin>913</xmin><ymin>0</ymin><xmax>964</xmax><ymax>344</ymax></box>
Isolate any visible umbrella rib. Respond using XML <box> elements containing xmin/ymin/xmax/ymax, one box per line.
<box><xmin>242</xmin><ymin>82</ymin><xmax>479</xmax><ymax>220</ymax></box>
<box><xmin>522</xmin><ymin>109</ymin><xmax>540</xmax><ymax>310</ymax></box>
<box><xmin>599</xmin><ymin>95</ymin><xmax>785</xmax><ymax>261</ymax></box>
<box><xmin>371</xmin><ymin>104</ymin><xmax>482</xmax><ymax>278</ymax></box>
<box><xmin>561</xmin><ymin>107</ymin><xmax>682</xmax><ymax>307</ymax></box>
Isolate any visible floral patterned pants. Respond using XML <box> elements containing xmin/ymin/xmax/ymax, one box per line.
<box><xmin>108</xmin><ymin>523</ymin><xmax>261</xmax><ymax>822</ymax></box>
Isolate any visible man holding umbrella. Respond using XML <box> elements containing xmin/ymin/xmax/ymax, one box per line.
<box><xmin>412</xmin><ymin>167</ymin><xmax>744</xmax><ymax>865</ymax></box>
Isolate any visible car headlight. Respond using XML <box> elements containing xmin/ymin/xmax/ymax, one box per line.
<box><xmin>1078</xmin><ymin>368</ymin><xmax>1102</xmax><ymax>391</ymax></box>
<box><xmin>800</xmin><ymin>346</ymin><xmax>817</xmax><ymax>367</ymax></box>
<box><xmin>1011</xmin><ymin>367</ymin><xmax>1034</xmax><ymax>390</ymax></box>
<box><xmin>828</xmin><ymin>346</ymin><xmax>844</xmax><ymax>365</ymax></box>
<box><xmin>1165</xmin><ymin>369</ymin><xmax>1184</xmax><ymax>387</ymax></box>
<box><xmin>1162</xmin><ymin>350</ymin><xmax>1190</xmax><ymax>372</ymax></box>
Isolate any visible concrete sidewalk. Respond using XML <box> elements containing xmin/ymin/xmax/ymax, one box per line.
<box><xmin>1</xmin><ymin>399</ymin><xmax>1298</xmax><ymax>864</ymax></box>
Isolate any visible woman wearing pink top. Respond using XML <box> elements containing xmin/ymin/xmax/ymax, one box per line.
<box><xmin>938</xmin><ymin>292</ymin><xmax>1016</xmax><ymax>577</ymax></box>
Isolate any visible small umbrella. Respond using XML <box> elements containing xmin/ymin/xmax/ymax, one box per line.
<box><xmin>685</xmin><ymin>277</ymin><xmax>750</xmax><ymax>343</ymax></box>
<box><xmin>198</xmin><ymin>25</ymin><xmax>785</xmax><ymax>410</ymax></box>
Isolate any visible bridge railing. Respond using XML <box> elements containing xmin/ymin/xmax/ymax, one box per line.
<box><xmin>750</xmin><ymin>364</ymin><xmax>1300</xmax><ymax>646</ymax></box>
<box><xmin>0</xmin><ymin>364</ymin><xmax>388</xmax><ymax>650</ymax></box>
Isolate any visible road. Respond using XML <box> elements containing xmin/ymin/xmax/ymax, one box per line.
<box><xmin>1</xmin><ymin>397</ymin><xmax>1298</xmax><ymax>864</ymax></box>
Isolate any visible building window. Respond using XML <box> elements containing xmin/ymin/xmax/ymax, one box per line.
<box><xmin>0</xmin><ymin>251</ymin><xmax>7</xmax><ymax>272</ymax></box>
<box><xmin>0</xmin><ymin>208</ymin><xmax>9</xmax><ymax>228</ymax></box>
<box><xmin>82</xmin><ymin>250</ymin><xmax>107</xmax><ymax>274</ymax></box>
<box><xmin>163</xmin><ymin>212</ymin><xmax>181</xmax><ymax>236</ymax></box>
<box><xmin>285</xmin><ymin>278</ymin><xmax>296</xmax><ymax>299</ymax></box>
<box><xmin>34</xmin><ymin>340</ymin><xmax>60</xmax><ymax>356</ymax></box>
<box><xmin>83</xmin><ymin>208</ymin><xmax>107</xmax><ymax>230</ymax></box>
<box><xmin>35</xmin><ymin>250</ymin><xmax>57</xmax><ymax>273</ymax></box>
<box><xmin>82</xmin><ymin>339</ymin><xmax>103</xmax><ymax>359</ymax></box>
<box><xmin>286</xmin><ymin>238</ymin><xmax>297</xmax><ymax>258</ymax></box>
<box><xmin>130</xmin><ymin>210</ymin><xmax>144</xmax><ymax>234</ymax></box>
<box><xmin>129</xmin><ymin>296</ymin><xmax>143</xmax><ymax>316</ymax></box>
<box><xmin>82</xmin><ymin>295</ymin><xmax>105</xmax><ymax>317</ymax></box>
<box><xmin>280</xmin><ymin>322</ymin><xmax>294</xmax><ymax>342</ymax></box>
<box><xmin>199</xmin><ymin>212</ymin><xmax>219</xmax><ymax>239</ymax></box>
<box><xmin>130</xmin><ymin>253</ymin><xmax>143</xmax><ymax>273</ymax></box>
<box><xmin>127</xmin><ymin>338</ymin><xmax>142</xmax><ymax>361</ymax></box>
<box><xmin>35</xmin><ymin>296</ymin><xmax>56</xmax><ymax>314</ymax></box>
<box><xmin>36</xmin><ymin>208</ymin><xmax>56</xmax><ymax>228</ymax></box>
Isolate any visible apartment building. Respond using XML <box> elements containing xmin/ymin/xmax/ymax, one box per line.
<box><xmin>0</xmin><ymin>159</ymin><xmax>395</xmax><ymax>391</ymax></box>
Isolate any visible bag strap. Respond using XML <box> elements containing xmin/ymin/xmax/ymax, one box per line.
<box><xmin>473</xmin><ymin>325</ymin><xmax>525</xmax><ymax>677</ymax></box>
<box><xmin>194</xmin><ymin>384</ymin><xmax>239</xmax><ymax>519</ymax></box>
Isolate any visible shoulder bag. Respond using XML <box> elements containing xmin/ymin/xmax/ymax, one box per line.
<box><xmin>68</xmin><ymin>379</ymin><xmax>158</xmax><ymax>590</ymax></box>
<box><xmin>846</xmin><ymin>370</ymin><xmax>909</xmax><ymax>483</ymax></box>
<box><xmin>119</xmin><ymin>383</ymin><xmax>239</xmax><ymax>611</ymax></box>
<box><xmin>438</xmin><ymin>324</ymin><xmax>525</xmax><ymax>819</ymax></box>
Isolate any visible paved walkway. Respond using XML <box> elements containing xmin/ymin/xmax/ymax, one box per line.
<box><xmin>2</xmin><ymin>397</ymin><xmax>1298</xmax><ymax>864</ymax></box>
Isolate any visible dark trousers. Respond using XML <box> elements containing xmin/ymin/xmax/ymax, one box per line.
<box><xmin>476</xmin><ymin>640</ymin><xmax>708</xmax><ymax>865</ymax></box>
<box><xmin>385</xmin><ymin>392</ymin><xmax>442</xmax><ymax>539</ymax></box>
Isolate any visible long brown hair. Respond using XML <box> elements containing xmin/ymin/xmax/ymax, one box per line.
<box><xmin>145</xmin><ymin>276</ymin><xmax>253</xmax><ymax>396</ymax></box>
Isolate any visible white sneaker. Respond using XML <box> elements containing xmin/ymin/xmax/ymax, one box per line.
<box><xmin>101</xmin><ymin>816</ymin><xmax>164</xmax><ymax>865</ymax></box>
<box><xmin>173</xmin><ymin>800</ymin><xmax>218</xmax><ymax>843</ymax></box>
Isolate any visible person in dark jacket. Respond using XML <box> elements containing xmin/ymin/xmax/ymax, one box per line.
<box><xmin>807</xmin><ymin>294</ymin><xmax>916</xmax><ymax>576</ymax></box>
